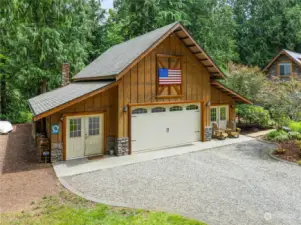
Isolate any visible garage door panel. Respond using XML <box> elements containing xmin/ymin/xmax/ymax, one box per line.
<box><xmin>131</xmin><ymin>103</ymin><xmax>201</xmax><ymax>152</ymax></box>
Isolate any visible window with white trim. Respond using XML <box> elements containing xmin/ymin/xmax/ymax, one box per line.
<box><xmin>186</xmin><ymin>105</ymin><xmax>198</xmax><ymax>110</ymax></box>
<box><xmin>69</xmin><ymin>118</ymin><xmax>81</xmax><ymax>138</ymax></box>
<box><xmin>170</xmin><ymin>106</ymin><xmax>183</xmax><ymax>112</ymax></box>
<box><xmin>151</xmin><ymin>107</ymin><xmax>166</xmax><ymax>113</ymax></box>
<box><xmin>220</xmin><ymin>107</ymin><xmax>226</xmax><ymax>120</ymax></box>
<box><xmin>132</xmin><ymin>108</ymin><xmax>148</xmax><ymax>114</ymax></box>
<box><xmin>88</xmin><ymin>117</ymin><xmax>100</xmax><ymax>136</ymax></box>
<box><xmin>210</xmin><ymin>108</ymin><xmax>217</xmax><ymax>122</ymax></box>
<box><xmin>279</xmin><ymin>63</ymin><xmax>291</xmax><ymax>76</ymax></box>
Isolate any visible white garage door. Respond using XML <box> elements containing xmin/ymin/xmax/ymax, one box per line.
<box><xmin>131</xmin><ymin>103</ymin><xmax>201</xmax><ymax>152</ymax></box>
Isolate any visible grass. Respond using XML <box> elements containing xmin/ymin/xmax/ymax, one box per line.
<box><xmin>0</xmin><ymin>191</ymin><xmax>206</xmax><ymax>225</ymax></box>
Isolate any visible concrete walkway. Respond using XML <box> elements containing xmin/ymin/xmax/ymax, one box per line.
<box><xmin>53</xmin><ymin>135</ymin><xmax>254</xmax><ymax>178</ymax></box>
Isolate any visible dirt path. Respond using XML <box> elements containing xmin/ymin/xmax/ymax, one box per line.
<box><xmin>0</xmin><ymin>123</ymin><xmax>62</xmax><ymax>213</ymax></box>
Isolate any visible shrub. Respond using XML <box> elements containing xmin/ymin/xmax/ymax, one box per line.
<box><xmin>274</xmin><ymin>134</ymin><xmax>290</xmax><ymax>142</ymax></box>
<box><xmin>236</xmin><ymin>104</ymin><xmax>272</xmax><ymax>128</ymax></box>
<box><xmin>289</xmin><ymin>121</ymin><xmax>301</xmax><ymax>133</ymax></box>
<box><xmin>265</xmin><ymin>130</ymin><xmax>287</xmax><ymax>141</ymax></box>
<box><xmin>298</xmin><ymin>160</ymin><xmax>301</xmax><ymax>166</ymax></box>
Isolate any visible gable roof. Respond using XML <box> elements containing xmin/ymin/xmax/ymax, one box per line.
<box><xmin>211</xmin><ymin>81</ymin><xmax>253</xmax><ymax>105</ymax></box>
<box><xmin>73</xmin><ymin>22</ymin><xmax>226</xmax><ymax>81</ymax></box>
<box><xmin>28</xmin><ymin>81</ymin><xmax>116</xmax><ymax>121</ymax></box>
<box><xmin>263</xmin><ymin>49</ymin><xmax>301</xmax><ymax>72</ymax></box>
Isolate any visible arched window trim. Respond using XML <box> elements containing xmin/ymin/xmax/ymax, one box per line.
<box><xmin>151</xmin><ymin>107</ymin><xmax>166</xmax><ymax>113</ymax></box>
<box><xmin>186</xmin><ymin>105</ymin><xmax>199</xmax><ymax>110</ymax></box>
<box><xmin>132</xmin><ymin>108</ymin><xmax>148</xmax><ymax>114</ymax></box>
<box><xmin>170</xmin><ymin>106</ymin><xmax>183</xmax><ymax>112</ymax></box>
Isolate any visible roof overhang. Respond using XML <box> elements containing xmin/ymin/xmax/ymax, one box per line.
<box><xmin>211</xmin><ymin>81</ymin><xmax>252</xmax><ymax>104</ymax></box>
<box><xmin>30</xmin><ymin>81</ymin><xmax>119</xmax><ymax>121</ymax></box>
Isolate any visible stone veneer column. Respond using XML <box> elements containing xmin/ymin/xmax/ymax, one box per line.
<box><xmin>115</xmin><ymin>137</ymin><xmax>129</xmax><ymax>156</ymax></box>
<box><xmin>204</xmin><ymin>126</ymin><xmax>212</xmax><ymax>141</ymax></box>
<box><xmin>51</xmin><ymin>143</ymin><xmax>63</xmax><ymax>163</ymax></box>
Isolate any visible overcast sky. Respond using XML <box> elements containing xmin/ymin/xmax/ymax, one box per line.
<box><xmin>102</xmin><ymin>0</ymin><xmax>113</xmax><ymax>9</ymax></box>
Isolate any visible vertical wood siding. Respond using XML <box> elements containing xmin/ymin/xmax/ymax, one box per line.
<box><xmin>117</xmin><ymin>34</ymin><xmax>212</xmax><ymax>138</ymax></box>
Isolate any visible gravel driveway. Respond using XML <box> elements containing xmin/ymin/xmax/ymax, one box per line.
<box><xmin>63</xmin><ymin>140</ymin><xmax>301</xmax><ymax>225</ymax></box>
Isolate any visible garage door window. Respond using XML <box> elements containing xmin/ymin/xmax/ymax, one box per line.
<box><xmin>170</xmin><ymin>106</ymin><xmax>183</xmax><ymax>112</ymax></box>
<box><xmin>70</xmin><ymin>118</ymin><xmax>81</xmax><ymax>138</ymax></box>
<box><xmin>151</xmin><ymin>107</ymin><xmax>166</xmax><ymax>113</ymax></box>
<box><xmin>132</xmin><ymin>108</ymin><xmax>148</xmax><ymax>114</ymax></box>
<box><xmin>186</xmin><ymin>105</ymin><xmax>198</xmax><ymax>110</ymax></box>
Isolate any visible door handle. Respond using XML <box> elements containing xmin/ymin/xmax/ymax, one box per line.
<box><xmin>166</xmin><ymin>128</ymin><xmax>169</xmax><ymax>133</ymax></box>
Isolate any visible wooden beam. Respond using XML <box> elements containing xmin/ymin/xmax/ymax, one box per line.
<box><xmin>180</xmin><ymin>37</ymin><xmax>189</xmax><ymax>40</ymax></box>
<box><xmin>205</xmin><ymin>65</ymin><xmax>214</xmax><ymax>68</ymax></box>
<box><xmin>200</xmin><ymin>59</ymin><xmax>208</xmax><ymax>62</ymax></box>
<box><xmin>192</xmin><ymin>51</ymin><xmax>202</xmax><ymax>54</ymax></box>
<box><xmin>33</xmin><ymin>81</ymin><xmax>120</xmax><ymax>121</ymax></box>
<box><xmin>186</xmin><ymin>44</ymin><xmax>196</xmax><ymax>48</ymax></box>
<box><xmin>156</xmin><ymin>54</ymin><xmax>182</xmax><ymax>58</ymax></box>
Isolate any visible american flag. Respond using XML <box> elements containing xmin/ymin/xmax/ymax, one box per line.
<box><xmin>158</xmin><ymin>68</ymin><xmax>182</xmax><ymax>85</ymax></box>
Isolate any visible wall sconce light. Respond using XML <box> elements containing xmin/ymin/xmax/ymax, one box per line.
<box><xmin>230</xmin><ymin>104</ymin><xmax>234</xmax><ymax>109</ymax></box>
<box><xmin>123</xmin><ymin>106</ymin><xmax>128</xmax><ymax>112</ymax></box>
<box><xmin>206</xmin><ymin>101</ymin><xmax>211</xmax><ymax>108</ymax></box>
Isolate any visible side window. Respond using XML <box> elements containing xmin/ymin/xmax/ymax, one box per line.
<box><xmin>70</xmin><ymin>118</ymin><xmax>81</xmax><ymax>138</ymax></box>
<box><xmin>210</xmin><ymin>108</ymin><xmax>217</xmax><ymax>122</ymax></box>
<box><xmin>186</xmin><ymin>105</ymin><xmax>198</xmax><ymax>110</ymax></box>
<box><xmin>151</xmin><ymin>107</ymin><xmax>166</xmax><ymax>113</ymax></box>
<box><xmin>279</xmin><ymin>63</ymin><xmax>291</xmax><ymax>76</ymax></box>
<box><xmin>170</xmin><ymin>106</ymin><xmax>183</xmax><ymax>112</ymax></box>
<box><xmin>220</xmin><ymin>107</ymin><xmax>226</xmax><ymax>120</ymax></box>
<box><xmin>132</xmin><ymin>108</ymin><xmax>148</xmax><ymax>114</ymax></box>
<box><xmin>88</xmin><ymin>117</ymin><xmax>100</xmax><ymax>136</ymax></box>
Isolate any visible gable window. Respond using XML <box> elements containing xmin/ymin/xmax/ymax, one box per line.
<box><xmin>132</xmin><ymin>108</ymin><xmax>148</xmax><ymax>114</ymax></box>
<box><xmin>279</xmin><ymin>63</ymin><xmax>291</xmax><ymax>76</ymax></box>
<box><xmin>170</xmin><ymin>106</ymin><xmax>183</xmax><ymax>112</ymax></box>
<box><xmin>151</xmin><ymin>107</ymin><xmax>166</xmax><ymax>113</ymax></box>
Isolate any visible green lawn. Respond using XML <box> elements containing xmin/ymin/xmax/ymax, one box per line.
<box><xmin>0</xmin><ymin>191</ymin><xmax>206</xmax><ymax>225</ymax></box>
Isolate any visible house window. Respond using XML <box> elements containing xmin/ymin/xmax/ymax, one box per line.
<box><xmin>88</xmin><ymin>117</ymin><xmax>100</xmax><ymax>136</ymax></box>
<box><xmin>151</xmin><ymin>107</ymin><xmax>166</xmax><ymax>113</ymax></box>
<box><xmin>69</xmin><ymin>118</ymin><xmax>81</xmax><ymax>138</ymax></box>
<box><xmin>186</xmin><ymin>105</ymin><xmax>198</xmax><ymax>110</ymax></box>
<box><xmin>279</xmin><ymin>63</ymin><xmax>291</xmax><ymax>76</ymax></box>
<box><xmin>170</xmin><ymin>106</ymin><xmax>183</xmax><ymax>112</ymax></box>
<box><xmin>220</xmin><ymin>107</ymin><xmax>226</xmax><ymax>120</ymax></box>
<box><xmin>210</xmin><ymin>108</ymin><xmax>217</xmax><ymax>122</ymax></box>
<box><xmin>132</xmin><ymin>108</ymin><xmax>148</xmax><ymax>114</ymax></box>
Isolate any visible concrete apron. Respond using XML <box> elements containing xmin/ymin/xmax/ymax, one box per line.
<box><xmin>53</xmin><ymin>135</ymin><xmax>254</xmax><ymax>178</ymax></box>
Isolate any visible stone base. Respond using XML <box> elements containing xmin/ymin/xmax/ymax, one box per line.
<box><xmin>51</xmin><ymin>149</ymin><xmax>62</xmax><ymax>163</ymax></box>
<box><xmin>205</xmin><ymin>126</ymin><xmax>212</xmax><ymax>141</ymax></box>
<box><xmin>115</xmin><ymin>137</ymin><xmax>129</xmax><ymax>156</ymax></box>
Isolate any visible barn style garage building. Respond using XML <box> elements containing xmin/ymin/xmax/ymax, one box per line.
<box><xmin>28</xmin><ymin>22</ymin><xmax>251</xmax><ymax>162</ymax></box>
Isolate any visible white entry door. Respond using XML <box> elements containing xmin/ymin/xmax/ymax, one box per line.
<box><xmin>210</xmin><ymin>105</ymin><xmax>229</xmax><ymax>129</ymax></box>
<box><xmin>66</xmin><ymin>114</ymin><xmax>104</xmax><ymax>160</ymax></box>
<box><xmin>131</xmin><ymin>104</ymin><xmax>201</xmax><ymax>152</ymax></box>
<box><xmin>84</xmin><ymin>115</ymin><xmax>104</xmax><ymax>156</ymax></box>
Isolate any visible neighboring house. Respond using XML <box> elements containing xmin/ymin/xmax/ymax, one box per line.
<box><xmin>263</xmin><ymin>49</ymin><xmax>301</xmax><ymax>80</ymax></box>
<box><xmin>28</xmin><ymin>22</ymin><xmax>251</xmax><ymax>162</ymax></box>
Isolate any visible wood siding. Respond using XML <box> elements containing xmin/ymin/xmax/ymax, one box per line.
<box><xmin>117</xmin><ymin>33</ymin><xmax>211</xmax><ymax>138</ymax></box>
<box><xmin>48</xmin><ymin>86</ymin><xmax>118</xmax><ymax>150</ymax></box>
<box><xmin>267</xmin><ymin>55</ymin><xmax>301</xmax><ymax>80</ymax></box>
<box><xmin>211</xmin><ymin>86</ymin><xmax>236</xmax><ymax>122</ymax></box>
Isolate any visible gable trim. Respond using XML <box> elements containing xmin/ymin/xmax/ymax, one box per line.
<box><xmin>211</xmin><ymin>81</ymin><xmax>252</xmax><ymax>105</ymax></box>
<box><xmin>263</xmin><ymin>50</ymin><xmax>301</xmax><ymax>72</ymax></box>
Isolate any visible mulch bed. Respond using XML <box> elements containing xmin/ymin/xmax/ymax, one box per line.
<box><xmin>273</xmin><ymin>141</ymin><xmax>301</xmax><ymax>163</ymax></box>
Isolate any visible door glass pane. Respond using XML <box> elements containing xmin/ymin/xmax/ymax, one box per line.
<box><xmin>220</xmin><ymin>107</ymin><xmax>226</xmax><ymax>120</ymax></box>
<box><xmin>210</xmin><ymin>108</ymin><xmax>217</xmax><ymax>121</ymax></box>
<box><xmin>88</xmin><ymin>117</ymin><xmax>100</xmax><ymax>136</ymax></box>
<box><xmin>69</xmin><ymin>118</ymin><xmax>81</xmax><ymax>138</ymax></box>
